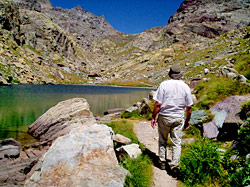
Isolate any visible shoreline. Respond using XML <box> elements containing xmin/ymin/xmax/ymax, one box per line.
<box><xmin>2</xmin><ymin>83</ymin><xmax>157</xmax><ymax>89</ymax></box>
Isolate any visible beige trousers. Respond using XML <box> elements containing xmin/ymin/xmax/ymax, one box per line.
<box><xmin>157</xmin><ymin>114</ymin><xmax>184</xmax><ymax>168</ymax></box>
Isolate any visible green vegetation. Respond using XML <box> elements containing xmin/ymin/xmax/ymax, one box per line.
<box><xmin>180</xmin><ymin>139</ymin><xmax>224</xmax><ymax>186</ymax></box>
<box><xmin>194</xmin><ymin>77</ymin><xmax>250</xmax><ymax>109</ymax></box>
<box><xmin>237</xmin><ymin>121</ymin><xmax>250</xmax><ymax>156</ymax></box>
<box><xmin>22</xmin><ymin>45</ymin><xmax>43</xmax><ymax>56</ymax></box>
<box><xmin>183</xmin><ymin>125</ymin><xmax>201</xmax><ymax>139</ymax></box>
<box><xmin>106</xmin><ymin>120</ymin><xmax>139</xmax><ymax>144</ymax></box>
<box><xmin>240</xmin><ymin>100</ymin><xmax>250</xmax><ymax>120</ymax></box>
<box><xmin>223</xmin><ymin>121</ymin><xmax>250</xmax><ymax>186</ymax></box>
<box><xmin>103</xmin><ymin>80</ymin><xmax>152</xmax><ymax>87</ymax></box>
<box><xmin>234</xmin><ymin>51</ymin><xmax>250</xmax><ymax>79</ymax></box>
<box><xmin>121</xmin><ymin>110</ymin><xmax>152</xmax><ymax>120</ymax></box>
<box><xmin>106</xmin><ymin>120</ymin><xmax>153</xmax><ymax>187</ymax></box>
<box><xmin>180</xmin><ymin>114</ymin><xmax>250</xmax><ymax>187</ymax></box>
<box><xmin>121</xmin><ymin>154</ymin><xmax>153</xmax><ymax>187</ymax></box>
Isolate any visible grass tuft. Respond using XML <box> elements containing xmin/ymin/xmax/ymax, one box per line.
<box><xmin>121</xmin><ymin>154</ymin><xmax>153</xmax><ymax>187</ymax></box>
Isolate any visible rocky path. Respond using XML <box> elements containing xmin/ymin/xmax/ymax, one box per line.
<box><xmin>134</xmin><ymin>121</ymin><xmax>177</xmax><ymax>187</ymax></box>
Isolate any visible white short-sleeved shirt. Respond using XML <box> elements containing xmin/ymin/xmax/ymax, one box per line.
<box><xmin>153</xmin><ymin>79</ymin><xmax>193</xmax><ymax>118</ymax></box>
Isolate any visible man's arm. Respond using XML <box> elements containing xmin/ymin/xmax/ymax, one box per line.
<box><xmin>151</xmin><ymin>101</ymin><xmax>162</xmax><ymax>129</ymax></box>
<box><xmin>184</xmin><ymin>106</ymin><xmax>192</xmax><ymax>129</ymax></box>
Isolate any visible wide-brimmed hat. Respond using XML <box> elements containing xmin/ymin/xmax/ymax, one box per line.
<box><xmin>169</xmin><ymin>65</ymin><xmax>182</xmax><ymax>79</ymax></box>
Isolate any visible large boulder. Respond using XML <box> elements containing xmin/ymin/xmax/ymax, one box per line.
<box><xmin>25</xmin><ymin>124</ymin><xmax>127</xmax><ymax>187</ymax></box>
<box><xmin>28</xmin><ymin>98</ymin><xmax>96</xmax><ymax>142</ymax></box>
<box><xmin>203</xmin><ymin>95</ymin><xmax>250</xmax><ymax>140</ymax></box>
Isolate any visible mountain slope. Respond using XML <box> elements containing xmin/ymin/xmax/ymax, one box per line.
<box><xmin>0</xmin><ymin>0</ymin><xmax>249</xmax><ymax>86</ymax></box>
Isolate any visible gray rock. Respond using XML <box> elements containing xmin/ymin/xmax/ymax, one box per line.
<box><xmin>116</xmin><ymin>144</ymin><xmax>142</xmax><ymax>159</ymax></box>
<box><xmin>113</xmin><ymin>134</ymin><xmax>131</xmax><ymax>145</ymax></box>
<box><xmin>104</xmin><ymin>108</ymin><xmax>125</xmax><ymax>115</ymax></box>
<box><xmin>139</xmin><ymin>98</ymin><xmax>151</xmax><ymax>115</ymax></box>
<box><xmin>190</xmin><ymin>110</ymin><xmax>208</xmax><ymax>126</ymax></box>
<box><xmin>0</xmin><ymin>145</ymin><xmax>20</xmax><ymax>159</ymax></box>
<box><xmin>194</xmin><ymin>61</ymin><xmax>204</xmax><ymax>67</ymax></box>
<box><xmin>0</xmin><ymin>138</ymin><xmax>22</xmax><ymax>159</ymax></box>
<box><xmin>192</xmin><ymin>94</ymin><xmax>198</xmax><ymax>103</ymax></box>
<box><xmin>230</xmin><ymin>155</ymin><xmax>239</xmax><ymax>161</ymax></box>
<box><xmin>221</xmin><ymin>66</ymin><xmax>238</xmax><ymax>79</ymax></box>
<box><xmin>0</xmin><ymin>138</ymin><xmax>22</xmax><ymax>147</ymax></box>
<box><xmin>204</xmin><ymin>68</ymin><xmax>209</xmax><ymax>74</ymax></box>
<box><xmin>190</xmin><ymin>78</ymin><xmax>202</xmax><ymax>88</ymax></box>
<box><xmin>226</xmin><ymin>72</ymin><xmax>237</xmax><ymax>79</ymax></box>
<box><xmin>25</xmin><ymin>124</ymin><xmax>127</xmax><ymax>187</ymax></box>
<box><xmin>246</xmin><ymin>153</ymin><xmax>250</xmax><ymax>159</ymax></box>
<box><xmin>217</xmin><ymin>148</ymin><xmax>226</xmax><ymax>153</ymax></box>
<box><xmin>28</xmin><ymin>98</ymin><xmax>96</xmax><ymax>142</ymax></box>
<box><xmin>203</xmin><ymin>122</ymin><xmax>219</xmax><ymax>139</ymax></box>
<box><xmin>238</xmin><ymin>74</ymin><xmax>248</xmax><ymax>83</ymax></box>
<box><xmin>148</xmin><ymin>91</ymin><xmax>155</xmax><ymax>100</ymax></box>
<box><xmin>0</xmin><ymin>77</ymin><xmax>8</xmax><ymax>85</ymax></box>
<box><xmin>125</xmin><ymin>106</ymin><xmax>138</xmax><ymax>113</ymax></box>
<box><xmin>211</xmin><ymin>108</ymin><xmax>228</xmax><ymax>129</ymax></box>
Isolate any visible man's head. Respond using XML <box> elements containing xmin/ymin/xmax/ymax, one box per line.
<box><xmin>169</xmin><ymin>65</ymin><xmax>182</xmax><ymax>80</ymax></box>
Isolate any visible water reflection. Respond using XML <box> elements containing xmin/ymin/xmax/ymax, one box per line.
<box><xmin>0</xmin><ymin>85</ymin><xmax>153</xmax><ymax>143</ymax></box>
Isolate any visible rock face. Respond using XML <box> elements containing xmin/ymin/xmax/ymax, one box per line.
<box><xmin>167</xmin><ymin>0</ymin><xmax>249</xmax><ymax>38</ymax></box>
<box><xmin>25</xmin><ymin>124</ymin><xmax>127</xmax><ymax>187</ymax></box>
<box><xmin>203</xmin><ymin>95</ymin><xmax>250</xmax><ymax>140</ymax></box>
<box><xmin>0</xmin><ymin>138</ymin><xmax>40</xmax><ymax>186</ymax></box>
<box><xmin>28</xmin><ymin>98</ymin><xmax>96</xmax><ymax>142</ymax></box>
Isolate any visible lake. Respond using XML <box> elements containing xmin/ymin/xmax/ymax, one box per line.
<box><xmin>0</xmin><ymin>84</ymin><xmax>153</xmax><ymax>144</ymax></box>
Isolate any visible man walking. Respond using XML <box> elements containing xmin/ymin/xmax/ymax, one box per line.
<box><xmin>151</xmin><ymin>65</ymin><xmax>193</xmax><ymax>176</ymax></box>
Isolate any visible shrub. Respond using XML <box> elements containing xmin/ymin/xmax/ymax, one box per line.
<box><xmin>179</xmin><ymin>139</ymin><xmax>223</xmax><ymax>186</ymax></box>
<box><xmin>237</xmin><ymin>121</ymin><xmax>250</xmax><ymax>156</ymax></box>
<box><xmin>223</xmin><ymin>152</ymin><xmax>250</xmax><ymax>186</ymax></box>
<box><xmin>229</xmin><ymin>156</ymin><xmax>250</xmax><ymax>186</ymax></box>
<box><xmin>222</xmin><ymin>121</ymin><xmax>250</xmax><ymax>186</ymax></box>
<box><xmin>121</xmin><ymin>154</ymin><xmax>153</xmax><ymax>187</ymax></box>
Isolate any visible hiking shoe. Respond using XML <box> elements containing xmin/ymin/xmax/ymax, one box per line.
<box><xmin>171</xmin><ymin>167</ymin><xmax>180</xmax><ymax>178</ymax></box>
<box><xmin>159</xmin><ymin>161</ymin><xmax>166</xmax><ymax>170</ymax></box>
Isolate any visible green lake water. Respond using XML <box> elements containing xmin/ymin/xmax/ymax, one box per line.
<box><xmin>0</xmin><ymin>85</ymin><xmax>153</xmax><ymax>144</ymax></box>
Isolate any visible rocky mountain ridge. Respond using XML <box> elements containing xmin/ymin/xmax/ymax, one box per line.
<box><xmin>0</xmin><ymin>0</ymin><xmax>249</xmax><ymax>86</ymax></box>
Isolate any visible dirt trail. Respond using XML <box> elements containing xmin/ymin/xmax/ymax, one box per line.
<box><xmin>134</xmin><ymin>121</ymin><xmax>177</xmax><ymax>187</ymax></box>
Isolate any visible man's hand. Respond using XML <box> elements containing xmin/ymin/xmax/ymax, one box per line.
<box><xmin>184</xmin><ymin>106</ymin><xmax>192</xmax><ymax>130</ymax></box>
<box><xmin>151</xmin><ymin>118</ymin><xmax>157</xmax><ymax>129</ymax></box>
<box><xmin>151</xmin><ymin>101</ymin><xmax>161</xmax><ymax>129</ymax></box>
<box><xmin>184</xmin><ymin>120</ymin><xmax>190</xmax><ymax>130</ymax></box>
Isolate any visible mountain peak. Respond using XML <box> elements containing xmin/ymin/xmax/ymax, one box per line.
<box><xmin>73</xmin><ymin>5</ymin><xmax>84</xmax><ymax>11</ymax></box>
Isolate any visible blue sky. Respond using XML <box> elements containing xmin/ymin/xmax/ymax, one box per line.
<box><xmin>49</xmin><ymin>0</ymin><xmax>184</xmax><ymax>34</ymax></box>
